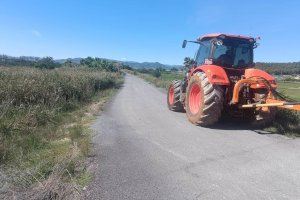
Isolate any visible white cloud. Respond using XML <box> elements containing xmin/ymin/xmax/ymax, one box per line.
<box><xmin>31</xmin><ymin>30</ymin><xmax>42</xmax><ymax>37</ymax></box>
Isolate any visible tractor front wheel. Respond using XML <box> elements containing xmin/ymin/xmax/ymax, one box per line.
<box><xmin>186</xmin><ymin>72</ymin><xmax>224</xmax><ymax>126</ymax></box>
<box><xmin>167</xmin><ymin>80</ymin><xmax>184</xmax><ymax>112</ymax></box>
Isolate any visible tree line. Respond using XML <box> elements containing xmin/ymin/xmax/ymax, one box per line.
<box><xmin>255</xmin><ymin>62</ymin><xmax>300</xmax><ymax>75</ymax></box>
<box><xmin>182</xmin><ymin>57</ymin><xmax>300</xmax><ymax>75</ymax></box>
<box><xmin>1</xmin><ymin>54</ymin><xmax>300</xmax><ymax>75</ymax></box>
<box><xmin>0</xmin><ymin>55</ymin><xmax>129</xmax><ymax>72</ymax></box>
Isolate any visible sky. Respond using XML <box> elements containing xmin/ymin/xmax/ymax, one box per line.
<box><xmin>0</xmin><ymin>0</ymin><xmax>300</xmax><ymax>65</ymax></box>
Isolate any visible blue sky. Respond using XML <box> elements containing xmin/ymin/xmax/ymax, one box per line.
<box><xmin>0</xmin><ymin>0</ymin><xmax>300</xmax><ymax>64</ymax></box>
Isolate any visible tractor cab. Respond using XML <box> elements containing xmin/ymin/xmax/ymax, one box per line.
<box><xmin>184</xmin><ymin>33</ymin><xmax>258</xmax><ymax>69</ymax></box>
<box><xmin>183</xmin><ymin>34</ymin><xmax>259</xmax><ymax>82</ymax></box>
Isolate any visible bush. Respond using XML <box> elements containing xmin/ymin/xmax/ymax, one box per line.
<box><xmin>34</xmin><ymin>57</ymin><xmax>60</xmax><ymax>69</ymax></box>
<box><xmin>152</xmin><ymin>68</ymin><xmax>161</xmax><ymax>78</ymax></box>
<box><xmin>80</xmin><ymin>57</ymin><xmax>119</xmax><ymax>72</ymax></box>
<box><xmin>270</xmin><ymin>109</ymin><xmax>300</xmax><ymax>136</ymax></box>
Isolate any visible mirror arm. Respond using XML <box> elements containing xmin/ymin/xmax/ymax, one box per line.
<box><xmin>183</xmin><ymin>40</ymin><xmax>208</xmax><ymax>48</ymax></box>
<box><xmin>188</xmin><ymin>40</ymin><xmax>206</xmax><ymax>45</ymax></box>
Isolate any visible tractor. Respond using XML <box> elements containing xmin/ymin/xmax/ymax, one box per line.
<box><xmin>167</xmin><ymin>33</ymin><xmax>300</xmax><ymax>127</ymax></box>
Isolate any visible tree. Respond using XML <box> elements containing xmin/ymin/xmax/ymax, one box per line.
<box><xmin>34</xmin><ymin>57</ymin><xmax>58</xmax><ymax>69</ymax></box>
<box><xmin>80</xmin><ymin>57</ymin><xmax>118</xmax><ymax>72</ymax></box>
<box><xmin>170</xmin><ymin>67</ymin><xmax>178</xmax><ymax>72</ymax></box>
<box><xmin>64</xmin><ymin>59</ymin><xmax>73</xmax><ymax>67</ymax></box>
<box><xmin>183</xmin><ymin>57</ymin><xmax>196</xmax><ymax>69</ymax></box>
<box><xmin>152</xmin><ymin>68</ymin><xmax>161</xmax><ymax>78</ymax></box>
<box><xmin>80</xmin><ymin>57</ymin><xmax>93</xmax><ymax>66</ymax></box>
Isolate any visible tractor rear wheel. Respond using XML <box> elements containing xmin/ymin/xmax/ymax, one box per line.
<box><xmin>167</xmin><ymin>80</ymin><xmax>184</xmax><ymax>112</ymax></box>
<box><xmin>186</xmin><ymin>72</ymin><xmax>224</xmax><ymax>126</ymax></box>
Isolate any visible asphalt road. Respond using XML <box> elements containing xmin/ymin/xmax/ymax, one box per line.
<box><xmin>85</xmin><ymin>74</ymin><xmax>300</xmax><ymax>200</ymax></box>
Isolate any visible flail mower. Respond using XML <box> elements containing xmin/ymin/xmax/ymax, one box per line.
<box><xmin>167</xmin><ymin>33</ymin><xmax>300</xmax><ymax>127</ymax></box>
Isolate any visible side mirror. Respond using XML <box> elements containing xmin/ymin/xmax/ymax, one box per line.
<box><xmin>182</xmin><ymin>40</ymin><xmax>187</xmax><ymax>48</ymax></box>
<box><xmin>253</xmin><ymin>42</ymin><xmax>260</xmax><ymax>49</ymax></box>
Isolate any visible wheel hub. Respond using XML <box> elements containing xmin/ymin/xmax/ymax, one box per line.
<box><xmin>168</xmin><ymin>86</ymin><xmax>174</xmax><ymax>105</ymax></box>
<box><xmin>189</xmin><ymin>83</ymin><xmax>201</xmax><ymax>114</ymax></box>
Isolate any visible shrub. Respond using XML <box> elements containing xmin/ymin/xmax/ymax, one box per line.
<box><xmin>80</xmin><ymin>57</ymin><xmax>119</xmax><ymax>72</ymax></box>
<box><xmin>34</xmin><ymin>57</ymin><xmax>60</xmax><ymax>69</ymax></box>
<box><xmin>271</xmin><ymin>109</ymin><xmax>300</xmax><ymax>135</ymax></box>
<box><xmin>152</xmin><ymin>68</ymin><xmax>161</xmax><ymax>78</ymax></box>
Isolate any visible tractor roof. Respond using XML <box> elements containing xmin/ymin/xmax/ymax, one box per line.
<box><xmin>198</xmin><ymin>33</ymin><xmax>254</xmax><ymax>41</ymax></box>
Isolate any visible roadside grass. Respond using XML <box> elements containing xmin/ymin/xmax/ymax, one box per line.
<box><xmin>277</xmin><ymin>81</ymin><xmax>300</xmax><ymax>101</ymax></box>
<box><xmin>0</xmin><ymin>67</ymin><xmax>123</xmax><ymax>199</ymax></box>
<box><xmin>133</xmin><ymin>70</ymin><xmax>299</xmax><ymax>136</ymax></box>
<box><xmin>266</xmin><ymin>81</ymin><xmax>300</xmax><ymax>136</ymax></box>
<box><xmin>133</xmin><ymin>70</ymin><xmax>184</xmax><ymax>90</ymax></box>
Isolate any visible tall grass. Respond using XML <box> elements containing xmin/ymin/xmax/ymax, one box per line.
<box><xmin>0</xmin><ymin>67</ymin><xmax>122</xmax><ymax>163</ymax></box>
<box><xmin>0</xmin><ymin>66</ymin><xmax>123</xmax><ymax>198</ymax></box>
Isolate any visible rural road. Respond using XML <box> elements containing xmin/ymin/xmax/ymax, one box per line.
<box><xmin>85</xmin><ymin>74</ymin><xmax>300</xmax><ymax>200</ymax></box>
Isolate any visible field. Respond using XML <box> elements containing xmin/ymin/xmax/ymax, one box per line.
<box><xmin>0</xmin><ymin>66</ymin><xmax>123</xmax><ymax>198</ymax></box>
<box><xmin>278</xmin><ymin>81</ymin><xmax>300</xmax><ymax>101</ymax></box>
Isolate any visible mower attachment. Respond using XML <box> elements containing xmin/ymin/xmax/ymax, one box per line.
<box><xmin>241</xmin><ymin>100</ymin><xmax>300</xmax><ymax>111</ymax></box>
<box><xmin>232</xmin><ymin>77</ymin><xmax>300</xmax><ymax>112</ymax></box>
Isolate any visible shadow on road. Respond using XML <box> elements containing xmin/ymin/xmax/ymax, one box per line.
<box><xmin>203</xmin><ymin>119</ymin><xmax>275</xmax><ymax>135</ymax></box>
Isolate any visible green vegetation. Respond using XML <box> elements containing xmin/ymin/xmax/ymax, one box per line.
<box><xmin>132</xmin><ymin>68</ymin><xmax>184</xmax><ymax>89</ymax></box>
<box><xmin>0</xmin><ymin>66</ymin><xmax>123</xmax><ymax>198</ymax></box>
<box><xmin>80</xmin><ymin>57</ymin><xmax>120</xmax><ymax>72</ymax></box>
<box><xmin>272</xmin><ymin>81</ymin><xmax>300</xmax><ymax>136</ymax></box>
<box><xmin>256</xmin><ymin>62</ymin><xmax>300</xmax><ymax>75</ymax></box>
<box><xmin>0</xmin><ymin>55</ymin><xmax>124</xmax><ymax>72</ymax></box>
<box><xmin>182</xmin><ymin>57</ymin><xmax>300</xmax><ymax>75</ymax></box>
<box><xmin>34</xmin><ymin>57</ymin><xmax>61</xmax><ymax>69</ymax></box>
<box><xmin>277</xmin><ymin>81</ymin><xmax>300</xmax><ymax>101</ymax></box>
<box><xmin>265</xmin><ymin>109</ymin><xmax>299</xmax><ymax>137</ymax></box>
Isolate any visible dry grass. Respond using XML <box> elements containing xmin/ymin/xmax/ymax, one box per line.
<box><xmin>0</xmin><ymin>66</ymin><xmax>123</xmax><ymax>199</ymax></box>
<box><xmin>0</xmin><ymin>67</ymin><xmax>122</xmax><ymax>163</ymax></box>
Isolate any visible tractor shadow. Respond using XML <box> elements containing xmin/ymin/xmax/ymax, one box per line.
<box><xmin>206</xmin><ymin>118</ymin><xmax>273</xmax><ymax>135</ymax></box>
<box><xmin>207</xmin><ymin>110</ymin><xmax>300</xmax><ymax>137</ymax></box>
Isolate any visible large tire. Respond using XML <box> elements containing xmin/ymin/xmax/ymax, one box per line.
<box><xmin>185</xmin><ymin>72</ymin><xmax>224</xmax><ymax>126</ymax></box>
<box><xmin>167</xmin><ymin>80</ymin><xmax>184</xmax><ymax>112</ymax></box>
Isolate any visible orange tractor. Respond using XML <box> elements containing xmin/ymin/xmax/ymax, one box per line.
<box><xmin>167</xmin><ymin>33</ymin><xmax>300</xmax><ymax>127</ymax></box>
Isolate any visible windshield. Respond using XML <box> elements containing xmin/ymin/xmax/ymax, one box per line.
<box><xmin>195</xmin><ymin>40</ymin><xmax>211</xmax><ymax>65</ymax></box>
<box><xmin>212</xmin><ymin>39</ymin><xmax>253</xmax><ymax>68</ymax></box>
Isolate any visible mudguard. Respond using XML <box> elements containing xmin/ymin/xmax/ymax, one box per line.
<box><xmin>191</xmin><ymin>65</ymin><xmax>230</xmax><ymax>85</ymax></box>
<box><xmin>245</xmin><ymin>68</ymin><xmax>275</xmax><ymax>81</ymax></box>
<box><xmin>245</xmin><ymin>68</ymin><xmax>277</xmax><ymax>88</ymax></box>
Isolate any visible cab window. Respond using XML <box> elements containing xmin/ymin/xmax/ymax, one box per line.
<box><xmin>195</xmin><ymin>41</ymin><xmax>210</xmax><ymax>65</ymax></box>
